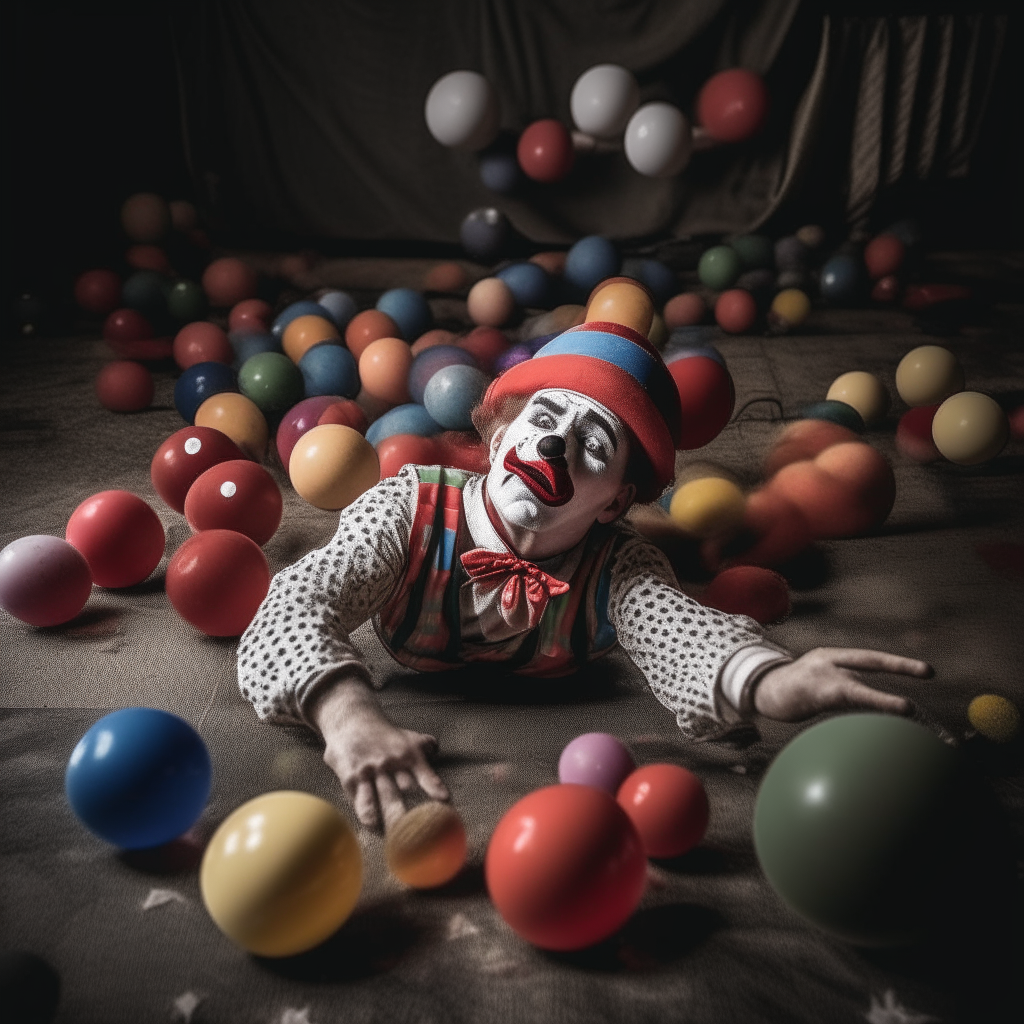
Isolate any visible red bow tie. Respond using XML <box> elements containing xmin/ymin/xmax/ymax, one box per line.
<box><xmin>460</xmin><ymin>549</ymin><xmax>570</xmax><ymax>631</ymax></box>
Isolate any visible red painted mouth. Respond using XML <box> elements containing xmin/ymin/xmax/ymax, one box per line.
<box><xmin>503</xmin><ymin>447</ymin><xmax>574</xmax><ymax>507</ymax></box>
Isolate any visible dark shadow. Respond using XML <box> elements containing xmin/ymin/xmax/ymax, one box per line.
<box><xmin>117</xmin><ymin>825</ymin><xmax>208</xmax><ymax>874</ymax></box>
<box><xmin>652</xmin><ymin>844</ymin><xmax>758</xmax><ymax>876</ymax></box>
<box><xmin>112</xmin><ymin>571</ymin><xmax>167</xmax><ymax>596</ymax></box>
<box><xmin>404</xmin><ymin>861</ymin><xmax>487</xmax><ymax>900</ymax></box>
<box><xmin>777</xmin><ymin>545</ymin><xmax>830</xmax><ymax>590</ymax></box>
<box><xmin>44</xmin><ymin>607</ymin><xmax>122</xmax><ymax>635</ymax></box>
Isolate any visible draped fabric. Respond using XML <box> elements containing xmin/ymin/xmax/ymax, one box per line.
<box><xmin>170</xmin><ymin>2</ymin><xmax>1008</xmax><ymax>245</ymax></box>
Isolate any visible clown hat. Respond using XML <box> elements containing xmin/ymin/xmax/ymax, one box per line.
<box><xmin>479</xmin><ymin>321</ymin><xmax>682</xmax><ymax>501</ymax></box>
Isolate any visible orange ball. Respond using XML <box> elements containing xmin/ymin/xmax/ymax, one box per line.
<box><xmin>358</xmin><ymin>336</ymin><xmax>413</xmax><ymax>406</ymax></box>
<box><xmin>345</xmin><ymin>310</ymin><xmax>399</xmax><ymax>360</ymax></box>
<box><xmin>121</xmin><ymin>193</ymin><xmax>170</xmax><ymax>242</ymax></box>
<box><xmin>530</xmin><ymin>251</ymin><xmax>567</xmax><ymax>276</ymax></box>
<box><xmin>173</xmin><ymin>322</ymin><xmax>233</xmax><ymax>370</ymax></box>
<box><xmin>764</xmin><ymin>419</ymin><xmax>861</xmax><ymax>478</ymax></box>
<box><xmin>663</xmin><ymin>292</ymin><xmax>706</xmax><ymax>328</ymax></box>
<box><xmin>385</xmin><ymin>802</ymin><xmax>467</xmax><ymax>889</ymax></box>
<box><xmin>410</xmin><ymin>329</ymin><xmax>456</xmax><ymax>355</ymax></box>
<box><xmin>282</xmin><ymin>314</ymin><xmax>341</xmax><ymax>363</ymax></box>
<box><xmin>585</xmin><ymin>280</ymin><xmax>654</xmax><ymax>336</ymax></box>
<box><xmin>288</xmin><ymin>424</ymin><xmax>380</xmax><ymax>510</ymax></box>
<box><xmin>422</xmin><ymin>262</ymin><xmax>470</xmax><ymax>293</ymax></box>
<box><xmin>815</xmin><ymin>441</ymin><xmax>896</xmax><ymax>528</ymax></box>
<box><xmin>467</xmin><ymin>278</ymin><xmax>515</xmax><ymax>327</ymax></box>
<box><xmin>202</xmin><ymin>257</ymin><xmax>258</xmax><ymax>307</ymax></box>
<box><xmin>701</xmin><ymin>565</ymin><xmax>790</xmax><ymax>625</ymax></box>
<box><xmin>195</xmin><ymin>392</ymin><xmax>269</xmax><ymax>462</ymax></box>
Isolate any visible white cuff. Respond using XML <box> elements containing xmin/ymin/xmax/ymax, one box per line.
<box><xmin>720</xmin><ymin>645</ymin><xmax>793</xmax><ymax>716</ymax></box>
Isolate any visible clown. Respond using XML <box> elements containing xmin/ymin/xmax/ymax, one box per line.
<box><xmin>238</xmin><ymin>322</ymin><xmax>931</xmax><ymax>827</ymax></box>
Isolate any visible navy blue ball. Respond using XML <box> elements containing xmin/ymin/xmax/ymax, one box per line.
<box><xmin>819</xmin><ymin>254</ymin><xmax>863</xmax><ymax>305</ymax></box>
<box><xmin>376</xmin><ymin>288</ymin><xmax>432</xmax><ymax>341</ymax></box>
<box><xmin>620</xmin><ymin>257</ymin><xmax>678</xmax><ymax>303</ymax></box>
<box><xmin>272</xmin><ymin>300</ymin><xmax>333</xmax><ymax>339</ymax></box>
<box><xmin>173</xmin><ymin>361</ymin><xmax>237</xmax><ymax>424</ymax></box>
<box><xmin>565</xmin><ymin>236</ymin><xmax>619</xmax><ymax>292</ymax></box>
<box><xmin>423</xmin><ymin>365</ymin><xmax>489</xmax><ymax>431</ymax></box>
<box><xmin>496</xmin><ymin>262</ymin><xmax>550</xmax><ymax>308</ymax></box>
<box><xmin>365</xmin><ymin>404</ymin><xmax>442</xmax><ymax>447</ymax></box>
<box><xmin>460</xmin><ymin>208</ymin><xmax>512</xmax><ymax>263</ymax></box>
<box><xmin>121</xmin><ymin>270</ymin><xmax>168</xmax><ymax>320</ymax></box>
<box><xmin>408</xmin><ymin>345</ymin><xmax>476</xmax><ymax>405</ymax></box>
<box><xmin>65</xmin><ymin>708</ymin><xmax>211</xmax><ymax>849</ymax></box>
<box><xmin>317</xmin><ymin>290</ymin><xmax>357</xmax><ymax>331</ymax></box>
<box><xmin>229</xmin><ymin>330</ymin><xmax>279</xmax><ymax>367</ymax></box>
<box><xmin>480</xmin><ymin>151</ymin><xmax>522</xmax><ymax>193</ymax></box>
<box><xmin>801</xmin><ymin>400</ymin><xmax>865</xmax><ymax>432</ymax></box>
<box><xmin>299</xmin><ymin>343</ymin><xmax>360</xmax><ymax>398</ymax></box>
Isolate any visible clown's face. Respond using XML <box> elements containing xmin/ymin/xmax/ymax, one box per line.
<box><xmin>486</xmin><ymin>389</ymin><xmax>634</xmax><ymax>559</ymax></box>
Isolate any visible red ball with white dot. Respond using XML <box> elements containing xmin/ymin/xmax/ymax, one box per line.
<box><xmin>165</xmin><ymin>529</ymin><xmax>270</xmax><ymax>637</ymax></box>
<box><xmin>228</xmin><ymin>298</ymin><xmax>273</xmax><ymax>334</ymax></box>
<box><xmin>173</xmin><ymin>322</ymin><xmax>234</xmax><ymax>370</ymax></box>
<box><xmin>714</xmin><ymin>289</ymin><xmax>757</xmax><ymax>333</ymax></box>
<box><xmin>616</xmin><ymin>763</ymin><xmax>709</xmax><ymax>859</ymax></box>
<box><xmin>0</xmin><ymin>535</ymin><xmax>93</xmax><ymax>627</ymax></box>
<box><xmin>201</xmin><ymin>257</ymin><xmax>258</xmax><ymax>308</ymax></box>
<box><xmin>74</xmin><ymin>269</ymin><xmax>122</xmax><ymax>316</ymax></box>
<box><xmin>65</xmin><ymin>490</ymin><xmax>165</xmax><ymax>589</ymax></box>
<box><xmin>151</xmin><ymin>426</ymin><xmax>247</xmax><ymax>513</ymax></box>
<box><xmin>95</xmin><ymin>360</ymin><xmax>155</xmax><ymax>412</ymax></box>
<box><xmin>184</xmin><ymin>460</ymin><xmax>282</xmax><ymax>546</ymax></box>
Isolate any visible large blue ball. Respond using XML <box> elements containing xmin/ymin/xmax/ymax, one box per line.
<box><xmin>460</xmin><ymin>208</ymin><xmax>512</xmax><ymax>263</ymax></box>
<box><xmin>408</xmin><ymin>345</ymin><xmax>476</xmax><ymax>405</ymax></box>
<box><xmin>819</xmin><ymin>254</ymin><xmax>863</xmax><ymax>305</ymax></box>
<box><xmin>376</xmin><ymin>288</ymin><xmax>432</xmax><ymax>341</ymax></box>
<box><xmin>173</xmin><ymin>361</ymin><xmax>237</xmax><ymax>423</ymax></box>
<box><xmin>423</xmin><ymin>365</ymin><xmax>489</xmax><ymax>431</ymax></box>
<box><xmin>496</xmin><ymin>262</ymin><xmax>550</xmax><ymax>308</ymax></box>
<box><xmin>565</xmin><ymin>236</ymin><xmax>619</xmax><ymax>292</ymax></box>
<box><xmin>299</xmin><ymin>343</ymin><xmax>360</xmax><ymax>398</ymax></box>
<box><xmin>365</xmin><ymin>404</ymin><xmax>442</xmax><ymax>447</ymax></box>
<box><xmin>317</xmin><ymin>290</ymin><xmax>357</xmax><ymax>331</ymax></box>
<box><xmin>271</xmin><ymin>300</ymin><xmax>333</xmax><ymax>339</ymax></box>
<box><xmin>65</xmin><ymin>708</ymin><xmax>212</xmax><ymax>849</ymax></box>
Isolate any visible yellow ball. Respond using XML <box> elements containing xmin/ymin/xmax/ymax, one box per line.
<box><xmin>768</xmin><ymin>288</ymin><xmax>811</xmax><ymax>331</ymax></box>
<box><xmin>669</xmin><ymin>476</ymin><xmax>746</xmax><ymax>539</ymax></box>
<box><xmin>200</xmin><ymin>791</ymin><xmax>362</xmax><ymax>957</ymax></box>
<box><xmin>585</xmin><ymin>280</ymin><xmax>654</xmax><ymax>337</ymax></box>
<box><xmin>282</xmin><ymin>314</ymin><xmax>341</xmax><ymax>363</ymax></box>
<box><xmin>967</xmin><ymin>694</ymin><xmax>1020</xmax><ymax>743</ymax></box>
<box><xmin>931</xmin><ymin>391</ymin><xmax>1009</xmax><ymax>466</ymax></box>
<box><xmin>895</xmin><ymin>345</ymin><xmax>964</xmax><ymax>407</ymax></box>
<box><xmin>289</xmin><ymin>424</ymin><xmax>380</xmax><ymax>510</ymax></box>
<box><xmin>385</xmin><ymin>801</ymin><xmax>468</xmax><ymax>889</ymax></box>
<box><xmin>826</xmin><ymin>371</ymin><xmax>890</xmax><ymax>426</ymax></box>
<box><xmin>195</xmin><ymin>392</ymin><xmax>269</xmax><ymax>461</ymax></box>
<box><xmin>647</xmin><ymin>312</ymin><xmax>668</xmax><ymax>348</ymax></box>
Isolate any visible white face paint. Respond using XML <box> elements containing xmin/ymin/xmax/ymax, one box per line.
<box><xmin>486</xmin><ymin>389</ymin><xmax>632</xmax><ymax>557</ymax></box>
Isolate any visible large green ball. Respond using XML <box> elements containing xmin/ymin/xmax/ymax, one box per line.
<box><xmin>238</xmin><ymin>352</ymin><xmax>305</xmax><ymax>415</ymax></box>
<box><xmin>753</xmin><ymin>713</ymin><xmax>962</xmax><ymax>945</ymax></box>
<box><xmin>697</xmin><ymin>245</ymin><xmax>743</xmax><ymax>290</ymax></box>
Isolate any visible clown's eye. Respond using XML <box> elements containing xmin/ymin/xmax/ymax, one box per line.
<box><xmin>529</xmin><ymin>411</ymin><xmax>555</xmax><ymax>430</ymax></box>
<box><xmin>584</xmin><ymin>436</ymin><xmax>609</xmax><ymax>462</ymax></box>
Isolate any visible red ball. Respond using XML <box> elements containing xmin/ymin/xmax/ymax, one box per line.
<box><xmin>74</xmin><ymin>270</ymin><xmax>121</xmax><ymax>316</ymax></box>
<box><xmin>173</xmin><ymin>322</ymin><xmax>233</xmax><ymax>370</ymax></box>
<box><xmin>276</xmin><ymin>395</ymin><xmax>345</xmax><ymax>467</ymax></box>
<box><xmin>103</xmin><ymin>308</ymin><xmax>153</xmax><ymax>344</ymax></box>
<box><xmin>815</xmin><ymin>441</ymin><xmax>896</xmax><ymax>530</ymax></box>
<box><xmin>485</xmin><ymin>784</ymin><xmax>647</xmax><ymax>951</ymax></box>
<box><xmin>345</xmin><ymin>310</ymin><xmax>400</xmax><ymax>361</ymax></box>
<box><xmin>714</xmin><ymin>289</ymin><xmax>757</xmax><ymax>333</ymax></box>
<box><xmin>184</xmin><ymin>460</ymin><xmax>282</xmax><ymax>545</ymax></box>
<box><xmin>376</xmin><ymin>434</ymin><xmax>441</xmax><ymax>478</ymax></box>
<box><xmin>700</xmin><ymin>565</ymin><xmax>790</xmax><ymax>625</ymax></box>
<box><xmin>95</xmin><ymin>360</ymin><xmax>154</xmax><ymax>412</ymax></box>
<box><xmin>863</xmin><ymin>234</ymin><xmax>906</xmax><ymax>280</ymax></box>
<box><xmin>696</xmin><ymin>69</ymin><xmax>769</xmax><ymax>143</ymax></box>
<box><xmin>65</xmin><ymin>490</ymin><xmax>165</xmax><ymax>588</ymax></box>
<box><xmin>151</xmin><ymin>426</ymin><xmax>247</xmax><ymax>513</ymax></box>
<box><xmin>201</xmin><ymin>257</ymin><xmax>258</xmax><ymax>308</ymax></box>
<box><xmin>457</xmin><ymin>327</ymin><xmax>506</xmax><ymax>372</ymax></box>
<box><xmin>896</xmin><ymin>405</ymin><xmax>941</xmax><ymax>463</ymax></box>
<box><xmin>764</xmin><ymin>419</ymin><xmax>861</xmax><ymax>478</ymax></box>
<box><xmin>517</xmin><ymin>119</ymin><xmax>575</xmax><ymax>183</ymax></box>
<box><xmin>228</xmin><ymin>298</ymin><xmax>273</xmax><ymax>334</ymax></box>
<box><xmin>126</xmin><ymin>244</ymin><xmax>172</xmax><ymax>274</ymax></box>
<box><xmin>317</xmin><ymin>399</ymin><xmax>368</xmax><ymax>434</ymax></box>
<box><xmin>663</xmin><ymin>292</ymin><xmax>706</xmax><ymax>329</ymax></box>
<box><xmin>435</xmin><ymin>431</ymin><xmax>490</xmax><ymax>474</ymax></box>
<box><xmin>165</xmin><ymin>529</ymin><xmax>270</xmax><ymax>637</ymax></box>
<box><xmin>667</xmin><ymin>355</ymin><xmax>735</xmax><ymax>449</ymax></box>
<box><xmin>702</xmin><ymin>486</ymin><xmax>812</xmax><ymax>570</ymax></box>
<box><xmin>616</xmin><ymin>764</ymin><xmax>710</xmax><ymax>859</ymax></box>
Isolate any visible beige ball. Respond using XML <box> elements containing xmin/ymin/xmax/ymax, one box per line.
<box><xmin>895</xmin><ymin>345</ymin><xmax>964</xmax><ymax>407</ymax></box>
<box><xmin>385</xmin><ymin>801</ymin><xmax>467</xmax><ymax>889</ymax></box>
<box><xmin>826</xmin><ymin>371</ymin><xmax>890</xmax><ymax>426</ymax></box>
<box><xmin>289</xmin><ymin>424</ymin><xmax>380</xmax><ymax>509</ymax></box>
<box><xmin>195</xmin><ymin>392</ymin><xmax>269</xmax><ymax>462</ymax></box>
<box><xmin>467</xmin><ymin>277</ymin><xmax>516</xmax><ymax>327</ymax></box>
<box><xmin>931</xmin><ymin>392</ymin><xmax>1009</xmax><ymax>466</ymax></box>
<box><xmin>121</xmin><ymin>192</ymin><xmax>170</xmax><ymax>242</ymax></box>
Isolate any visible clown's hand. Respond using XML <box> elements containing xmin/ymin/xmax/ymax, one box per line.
<box><xmin>311</xmin><ymin>677</ymin><xmax>449</xmax><ymax>829</ymax></box>
<box><xmin>753</xmin><ymin>647</ymin><xmax>933</xmax><ymax>722</ymax></box>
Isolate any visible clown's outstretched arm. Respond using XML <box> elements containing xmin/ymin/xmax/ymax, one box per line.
<box><xmin>237</xmin><ymin>465</ymin><xmax>448</xmax><ymax>827</ymax></box>
<box><xmin>607</xmin><ymin>533</ymin><xmax>932</xmax><ymax>736</ymax></box>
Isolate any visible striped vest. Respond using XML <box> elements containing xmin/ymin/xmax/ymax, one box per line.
<box><xmin>376</xmin><ymin>466</ymin><xmax>619</xmax><ymax>676</ymax></box>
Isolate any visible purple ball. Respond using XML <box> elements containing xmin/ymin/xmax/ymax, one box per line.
<box><xmin>558</xmin><ymin>732</ymin><xmax>636</xmax><ymax>794</ymax></box>
<box><xmin>0</xmin><ymin>535</ymin><xmax>93</xmax><ymax>627</ymax></box>
<box><xmin>408</xmin><ymin>345</ymin><xmax>477</xmax><ymax>405</ymax></box>
<box><xmin>493</xmin><ymin>344</ymin><xmax>532</xmax><ymax>374</ymax></box>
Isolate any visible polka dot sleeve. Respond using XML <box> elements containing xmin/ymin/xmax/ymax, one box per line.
<box><xmin>607</xmin><ymin>530</ymin><xmax>784</xmax><ymax>739</ymax></box>
<box><xmin>236</xmin><ymin>465</ymin><xmax>418</xmax><ymax>728</ymax></box>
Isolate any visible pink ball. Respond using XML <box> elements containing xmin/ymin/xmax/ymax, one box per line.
<box><xmin>467</xmin><ymin>278</ymin><xmax>515</xmax><ymax>328</ymax></box>
<box><xmin>95</xmin><ymin>360</ymin><xmax>154</xmax><ymax>412</ymax></box>
<box><xmin>277</xmin><ymin>395</ymin><xmax>346</xmax><ymax>467</ymax></box>
<box><xmin>173</xmin><ymin>322</ymin><xmax>233</xmax><ymax>370</ymax></box>
<box><xmin>202</xmin><ymin>257</ymin><xmax>258</xmax><ymax>308</ymax></box>
<box><xmin>663</xmin><ymin>292</ymin><xmax>706</xmax><ymax>328</ymax></box>
<box><xmin>0</xmin><ymin>535</ymin><xmax>93</xmax><ymax>627</ymax></box>
<box><xmin>558</xmin><ymin>733</ymin><xmax>636</xmax><ymax>794</ymax></box>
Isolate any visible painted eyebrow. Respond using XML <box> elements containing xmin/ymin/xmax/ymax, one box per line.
<box><xmin>580</xmin><ymin>409</ymin><xmax>618</xmax><ymax>451</ymax></box>
<box><xmin>532</xmin><ymin>395</ymin><xmax>567</xmax><ymax>416</ymax></box>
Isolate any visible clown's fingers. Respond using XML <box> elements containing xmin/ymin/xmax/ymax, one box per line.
<box><xmin>375</xmin><ymin>772</ymin><xmax>407</xmax><ymax>830</ymax></box>
<box><xmin>352</xmin><ymin>779</ymin><xmax>380</xmax><ymax>829</ymax></box>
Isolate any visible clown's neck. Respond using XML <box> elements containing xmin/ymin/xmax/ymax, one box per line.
<box><xmin>482</xmin><ymin>483</ymin><xmax>590</xmax><ymax>563</ymax></box>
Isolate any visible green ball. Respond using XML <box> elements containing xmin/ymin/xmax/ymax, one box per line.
<box><xmin>753</xmin><ymin>713</ymin><xmax>962</xmax><ymax>945</ymax></box>
<box><xmin>238</xmin><ymin>352</ymin><xmax>304</xmax><ymax>414</ymax></box>
<box><xmin>697</xmin><ymin>245</ymin><xmax>743</xmax><ymax>290</ymax></box>
<box><xmin>729</xmin><ymin>234</ymin><xmax>774</xmax><ymax>270</ymax></box>
<box><xmin>800</xmin><ymin>400</ymin><xmax>864</xmax><ymax>433</ymax></box>
<box><xmin>166</xmin><ymin>280</ymin><xmax>208</xmax><ymax>323</ymax></box>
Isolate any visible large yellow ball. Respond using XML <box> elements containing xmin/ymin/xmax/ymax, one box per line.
<box><xmin>895</xmin><ymin>345</ymin><xmax>964</xmax><ymax>407</ymax></box>
<box><xmin>826</xmin><ymin>371</ymin><xmax>890</xmax><ymax>426</ymax></box>
<box><xmin>288</xmin><ymin>424</ymin><xmax>380</xmax><ymax>510</ymax></box>
<box><xmin>385</xmin><ymin>801</ymin><xmax>468</xmax><ymax>889</ymax></box>
<box><xmin>931</xmin><ymin>391</ymin><xmax>1009</xmax><ymax>466</ymax></box>
<box><xmin>967</xmin><ymin>694</ymin><xmax>1020</xmax><ymax>743</ymax></box>
<box><xmin>585</xmin><ymin>280</ymin><xmax>654</xmax><ymax>337</ymax></box>
<box><xmin>195</xmin><ymin>392</ymin><xmax>269</xmax><ymax>462</ymax></box>
<box><xmin>669</xmin><ymin>476</ymin><xmax>746</xmax><ymax>539</ymax></box>
<box><xmin>200</xmin><ymin>791</ymin><xmax>362</xmax><ymax>957</ymax></box>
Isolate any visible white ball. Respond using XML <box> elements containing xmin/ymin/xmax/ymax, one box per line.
<box><xmin>424</xmin><ymin>70</ymin><xmax>499</xmax><ymax>151</ymax></box>
<box><xmin>624</xmin><ymin>102</ymin><xmax>692</xmax><ymax>178</ymax></box>
<box><xmin>570</xmin><ymin>64</ymin><xmax>640</xmax><ymax>138</ymax></box>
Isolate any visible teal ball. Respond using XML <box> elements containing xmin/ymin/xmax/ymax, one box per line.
<box><xmin>801</xmin><ymin>400</ymin><xmax>865</xmax><ymax>433</ymax></box>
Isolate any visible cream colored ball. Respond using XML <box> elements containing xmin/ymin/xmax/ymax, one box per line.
<box><xmin>467</xmin><ymin>277</ymin><xmax>516</xmax><ymax>327</ymax></box>
<box><xmin>931</xmin><ymin>392</ymin><xmax>1009</xmax><ymax>465</ymax></box>
<box><xmin>895</xmin><ymin>345</ymin><xmax>964</xmax><ymax>407</ymax></box>
<box><xmin>826</xmin><ymin>371</ymin><xmax>890</xmax><ymax>426</ymax></box>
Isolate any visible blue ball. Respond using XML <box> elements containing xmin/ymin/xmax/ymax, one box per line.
<box><xmin>376</xmin><ymin>288</ymin><xmax>432</xmax><ymax>341</ymax></box>
<box><xmin>423</xmin><ymin>364</ymin><xmax>489</xmax><ymax>431</ymax></box>
<box><xmin>317</xmin><ymin>290</ymin><xmax>357</xmax><ymax>331</ymax></box>
<box><xmin>408</xmin><ymin>345</ymin><xmax>476</xmax><ymax>405</ymax></box>
<box><xmin>365</xmin><ymin>404</ymin><xmax>442</xmax><ymax>447</ymax></box>
<box><xmin>65</xmin><ymin>708</ymin><xmax>211</xmax><ymax>849</ymax></box>
<box><xmin>173</xmin><ymin>361</ymin><xmax>237</xmax><ymax>424</ymax></box>
<box><xmin>299</xmin><ymin>343</ymin><xmax>360</xmax><ymax>398</ymax></box>
<box><xmin>819</xmin><ymin>254</ymin><xmax>863</xmax><ymax>305</ymax></box>
<box><xmin>801</xmin><ymin>400</ymin><xmax>865</xmax><ymax>433</ymax></box>
<box><xmin>479</xmin><ymin>151</ymin><xmax>522</xmax><ymax>193</ymax></box>
<box><xmin>496</xmin><ymin>262</ymin><xmax>550</xmax><ymax>308</ymax></box>
<box><xmin>565</xmin><ymin>236</ymin><xmax>619</xmax><ymax>293</ymax></box>
<box><xmin>271</xmin><ymin>300</ymin><xmax>334</xmax><ymax>339</ymax></box>
<box><xmin>121</xmin><ymin>270</ymin><xmax>168</xmax><ymax>320</ymax></box>
<box><xmin>461</xmin><ymin>208</ymin><xmax>512</xmax><ymax>263</ymax></box>
<box><xmin>620</xmin><ymin>258</ymin><xmax>678</xmax><ymax>303</ymax></box>
<box><xmin>229</xmin><ymin>330</ymin><xmax>279</xmax><ymax>367</ymax></box>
